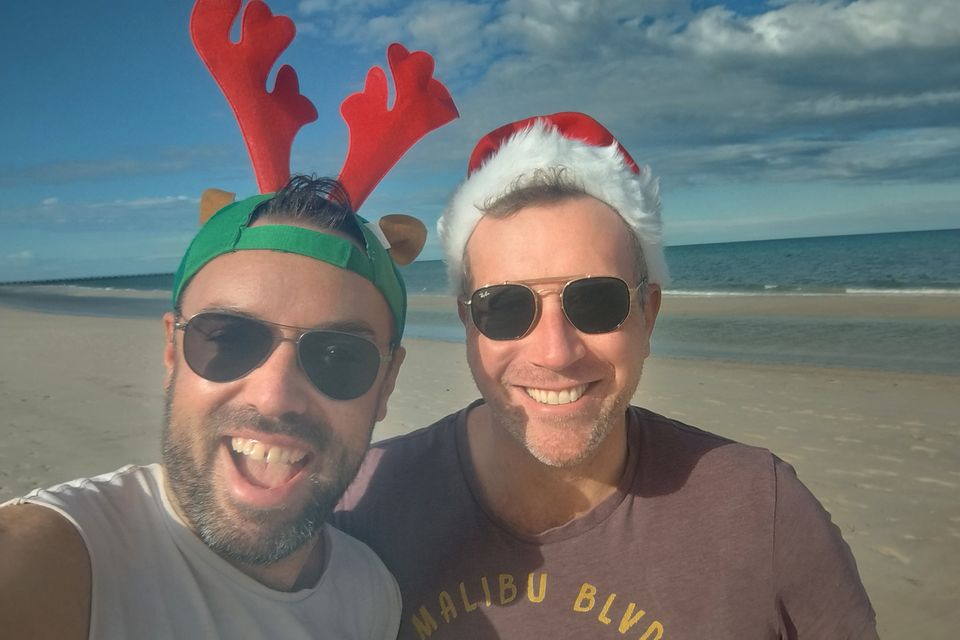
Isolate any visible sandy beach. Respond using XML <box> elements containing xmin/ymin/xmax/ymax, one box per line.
<box><xmin>1</xmin><ymin>295</ymin><xmax>958</xmax><ymax>637</ymax></box>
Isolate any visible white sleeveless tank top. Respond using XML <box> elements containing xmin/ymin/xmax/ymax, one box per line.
<box><xmin>11</xmin><ymin>464</ymin><xmax>400</xmax><ymax>639</ymax></box>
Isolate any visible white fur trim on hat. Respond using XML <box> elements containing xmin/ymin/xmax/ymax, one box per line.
<box><xmin>437</xmin><ymin>120</ymin><xmax>668</xmax><ymax>293</ymax></box>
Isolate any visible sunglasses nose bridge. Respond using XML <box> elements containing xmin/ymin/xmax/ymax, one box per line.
<box><xmin>237</xmin><ymin>333</ymin><xmax>314</xmax><ymax>417</ymax></box>
<box><xmin>251</xmin><ymin>329</ymin><xmax>301</xmax><ymax>369</ymax></box>
<box><xmin>521</xmin><ymin>297</ymin><xmax>588</xmax><ymax>370</ymax></box>
<box><xmin>529</xmin><ymin>285</ymin><xmax>569</xmax><ymax>331</ymax></box>
<box><xmin>531</xmin><ymin>286</ymin><xmax>561</xmax><ymax>298</ymax></box>
<box><xmin>268</xmin><ymin>331</ymin><xmax>318</xmax><ymax>380</ymax></box>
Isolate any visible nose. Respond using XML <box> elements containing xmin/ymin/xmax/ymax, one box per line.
<box><xmin>236</xmin><ymin>338</ymin><xmax>312</xmax><ymax>418</ymax></box>
<box><xmin>523</xmin><ymin>295</ymin><xmax>586</xmax><ymax>371</ymax></box>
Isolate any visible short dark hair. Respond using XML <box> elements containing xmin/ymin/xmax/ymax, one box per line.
<box><xmin>250</xmin><ymin>175</ymin><xmax>367</xmax><ymax>250</ymax></box>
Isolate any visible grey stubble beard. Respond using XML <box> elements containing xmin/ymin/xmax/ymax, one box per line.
<box><xmin>476</xmin><ymin>362</ymin><xmax>643</xmax><ymax>469</ymax></box>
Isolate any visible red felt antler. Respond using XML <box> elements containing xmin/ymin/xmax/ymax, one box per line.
<box><xmin>338</xmin><ymin>43</ymin><xmax>459</xmax><ymax>210</ymax></box>
<box><xmin>190</xmin><ymin>0</ymin><xmax>317</xmax><ymax>193</ymax></box>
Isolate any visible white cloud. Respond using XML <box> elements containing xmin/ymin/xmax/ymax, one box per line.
<box><xmin>813</xmin><ymin>127</ymin><xmax>960</xmax><ymax>181</ymax></box>
<box><xmin>362</xmin><ymin>13</ymin><xmax>409</xmax><ymax>43</ymax></box>
<box><xmin>445</xmin><ymin>0</ymin><xmax>959</xmax><ymax>182</ymax></box>
<box><xmin>297</xmin><ymin>0</ymin><xmax>332</xmax><ymax>13</ymax></box>
<box><xmin>298</xmin><ymin>0</ymin><xmax>391</xmax><ymax>15</ymax></box>
<box><xmin>655</xmin><ymin>126</ymin><xmax>960</xmax><ymax>184</ymax></box>
<box><xmin>1</xmin><ymin>194</ymin><xmax>199</xmax><ymax>233</ymax></box>
<box><xmin>0</xmin><ymin>146</ymin><xmax>237</xmax><ymax>187</ymax></box>
<box><xmin>280</xmin><ymin>0</ymin><xmax>960</xmax><ymax>194</ymax></box>
<box><xmin>405</xmin><ymin>3</ymin><xmax>493</xmax><ymax>68</ymax></box>
<box><xmin>305</xmin><ymin>1</ymin><xmax>494</xmax><ymax>70</ymax></box>
<box><xmin>675</xmin><ymin>0</ymin><xmax>960</xmax><ymax>57</ymax></box>
<box><xmin>786</xmin><ymin>90</ymin><xmax>960</xmax><ymax>118</ymax></box>
<box><xmin>87</xmin><ymin>195</ymin><xmax>195</xmax><ymax>210</ymax></box>
<box><xmin>295</xmin><ymin>21</ymin><xmax>320</xmax><ymax>36</ymax></box>
<box><xmin>41</xmin><ymin>197</ymin><xmax>59</xmax><ymax>206</ymax></box>
<box><xmin>3</xmin><ymin>250</ymin><xmax>36</xmax><ymax>263</ymax></box>
<box><xmin>666</xmin><ymin>194</ymin><xmax>960</xmax><ymax>245</ymax></box>
<box><xmin>492</xmin><ymin>0</ymin><xmax>676</xmax><ymax>55</ymax></box>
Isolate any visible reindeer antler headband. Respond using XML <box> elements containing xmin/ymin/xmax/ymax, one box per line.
<box><xmin>172</xmin><ymin>0</ymin><xmax>459</xmax><ymax>339</ymax></box>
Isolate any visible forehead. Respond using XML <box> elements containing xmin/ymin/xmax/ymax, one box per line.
<box><xmin>180</xmin><ymin>249</ymin><xmax>393</xmax><ymax>341</ymax></box>
<box><xmin>465</xmin><ymin>196</ymin><xmax>636</xmax><ymax>284</ymax></box>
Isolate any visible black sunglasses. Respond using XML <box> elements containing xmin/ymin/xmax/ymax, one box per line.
<box><xmin>462</xmin><ymin>275</ymin><xmax>646</xmax><ymax>341</ymax></box>
<box><xmin>174</xmin><ymin>312</ymin><xmax>391</xmax><ymax>401</ymax></box>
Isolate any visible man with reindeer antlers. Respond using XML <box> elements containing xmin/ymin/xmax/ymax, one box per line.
<box><xmin>335</xmin><ymin>113</ymin><xmax>878</xmax><ymax>638</ymax></box>
<box><xmin>0</xmin><ymin>1</ymin><xmax>457</xmax><ymax>638</ymax></box>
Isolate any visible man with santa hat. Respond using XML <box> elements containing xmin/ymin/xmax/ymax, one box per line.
<box><xmin>336</xmin><ymin>111</ymin><xmax>878</xmax><ymax>639</ymax></box>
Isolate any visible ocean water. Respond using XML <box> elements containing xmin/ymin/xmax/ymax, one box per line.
<box><xmin>2</xmin><ymin>229</ymin><xmax>958</xmax><ymax>373</ymax></box>
<box><xmin>9</xmin><ymin>228</ymin><xmax>957</xmax><ymax>296</ymax></box>
<box><xmin>397</xmin><ymin>230</ymin><xmax>960</xmax><ymax>375</ymax></box>
<box><xmin>663</xmin><ymin>228</ymin><xmax>960</xmax><ymax>295</ymax></box>
<box><xmin>400</xmin><ymin>228</ymin><xmax>960</xmax><ymax>295</ymax></box>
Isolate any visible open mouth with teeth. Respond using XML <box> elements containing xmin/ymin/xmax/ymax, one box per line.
<box><xmin>524</xmin><ymin>384</ymin><xmax>589</xmax><ymax>406</ymax></box>
<box><xmin>227</xmin><ymin>436</ymin><xmax>311</xmax><ymax>490</ymax></box>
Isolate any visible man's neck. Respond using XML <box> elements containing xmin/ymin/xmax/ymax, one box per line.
<box><xmin>465</xmin><ymin>404</ymin><xmax>629</xmax><ymax>536</ymax></box>
<box><xmin>234</xmin><ymin>532</ymin><xmax>326</xmax><ymax>592</ymax></box>
<box><xmin>161</xmin><ymin>474</ymin><xmax>327</xmax><ymax>592</ymax></box>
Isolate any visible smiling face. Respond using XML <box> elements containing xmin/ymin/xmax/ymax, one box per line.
<box><xmin>462</xmin><ymin>196</ymin><xmax>660</xmax><ymax>468</ymax></box>
<box><xmin>162</xmin><ymin>248</ymin><xmax>402</xmax><ymax>565</ymax></box>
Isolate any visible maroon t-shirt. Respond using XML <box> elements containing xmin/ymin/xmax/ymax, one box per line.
<box><xmin>335</xmin><ymin>403</ymin><xmax>877</xmax><ymax>639</ymax></box>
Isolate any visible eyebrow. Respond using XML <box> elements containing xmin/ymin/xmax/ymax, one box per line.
<box><xmin>193</xmin><ymin>306</ymin><xmax>380</xmax><ymax>340</ymax></box>
<box><xmin>319</xmin><ymin>320</ymin><xmax>379</xmax><ymax>340</ymax></box>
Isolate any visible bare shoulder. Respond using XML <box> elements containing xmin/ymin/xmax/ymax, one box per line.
<box><xmin>0</xmin><ymin>503</ymin><xmax>91</xmax><ymax>639</ymax></box>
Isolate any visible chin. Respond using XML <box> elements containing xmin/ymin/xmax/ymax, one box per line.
<box><xmin>521</xmin><ymin>425</ymin><xmax>607</xmax><ymax>468</ymax></box>
<box><xmin>519</xmin><ymin>391</ymin><xmax>632</xmax><ymax>468</ymax></box>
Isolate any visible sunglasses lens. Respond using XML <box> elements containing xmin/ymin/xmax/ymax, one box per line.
<box><xmin>563</xmin><ymin>277</ymin><xmax>631</xmax><ymax>334</ymax></box>
<box><xmin>298</xmin><ymin>332</ymin><xmax>383</xmax><ymax>400</ymax></box>
<box><xmin>182</xmin><ymin>313</ymin><xmax>274</xmax><ymax>382</ymax></box>
<box><xmin>470</xmin><ymin>284</ymin><xmax>537</xmax><ymax>340</ymax></box>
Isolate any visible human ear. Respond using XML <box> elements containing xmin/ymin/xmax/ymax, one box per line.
<box><xmin>375</xmin><ymin>346</ymin><xmax>406</xmax><ymax>422</ymax></box>
<box><xmin>642</xmin><ymin>284</ymin><xmax>662</xmax><ymax>336</ymax></box>
<box><xmin>162</xmin><ymin>312</ymin><xmax>177</xmax><ymax>390</ymax></box>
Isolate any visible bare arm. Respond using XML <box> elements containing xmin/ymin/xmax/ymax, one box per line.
<box><xmin>0</xmin><ymin>503</ymin><xmax>91</xmax><ymax>640</ymax></box>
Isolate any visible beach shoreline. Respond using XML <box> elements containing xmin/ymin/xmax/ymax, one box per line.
<box><xmin>4</xmin><ymin>283</ymin><xmax>958</xmax><ymax>374</ymax></box>
<box><xmin>1</xmin><ymin>301</ymin><xmax>958</xmax><ymax>636</ymax></box>
<box><xmin>4</xmin><ymin>283</ymin><xmax>959</xmax><ymax>313</ymax></box>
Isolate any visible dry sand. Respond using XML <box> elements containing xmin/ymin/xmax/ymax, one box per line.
<box><xmin>1</xmin><ymin>300</ymin><xmax>957</xmax><ymax>637</ymax></box>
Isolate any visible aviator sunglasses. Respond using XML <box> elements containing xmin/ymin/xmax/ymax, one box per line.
<box><xmin>174</xmin><ymin>312</ymin><xmax>391</xmax><ymax>400</ymax></box>
<box><xmin>463</xmin><ymin>275</ymin><xmax>647</xmax><ymax>341</ymax></box>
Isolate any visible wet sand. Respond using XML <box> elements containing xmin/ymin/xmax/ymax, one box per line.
<box><xmin>0</xmin><ymin>301</ymin><xmax>957</xmax><ymax>637</ymax></box>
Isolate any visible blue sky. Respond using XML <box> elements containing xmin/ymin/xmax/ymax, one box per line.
<box><xmin>2</xmin><ymin>0</ymin><xmax>959</xmax><ymax>281</ymax></box>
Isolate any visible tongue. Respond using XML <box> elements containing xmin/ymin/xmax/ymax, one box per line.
<box><xmin>234</xmin><ymin>454</ymin><xmax>301</xmax><ymax>489</ymax></box>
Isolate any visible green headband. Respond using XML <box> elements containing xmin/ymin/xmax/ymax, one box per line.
<box><xmin>172</xmin><ymin>194</ymin><xmax>407</xmax><ymax>340</ymax></box>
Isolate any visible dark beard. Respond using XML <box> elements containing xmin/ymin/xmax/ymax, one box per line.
<box><xmin>161</xmin><ymin>381</ymin><xmax>363</xmax><ymax>566</ymax></box>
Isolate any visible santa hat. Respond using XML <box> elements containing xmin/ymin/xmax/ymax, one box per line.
<box><xmin>437</xmin><ymin>112</ymin><xmax>667</xmax><ymax>291</ymax></box>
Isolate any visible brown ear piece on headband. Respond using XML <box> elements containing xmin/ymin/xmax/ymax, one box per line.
<box><xmin>378</xmin><ymin>214</ymin><xmax>427</xmax><ymax>266</ymax></box>
<box><xmin>199</xmin><ymin>188</ymin><xmax>237</xmax><ymax>224</ymax></box>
